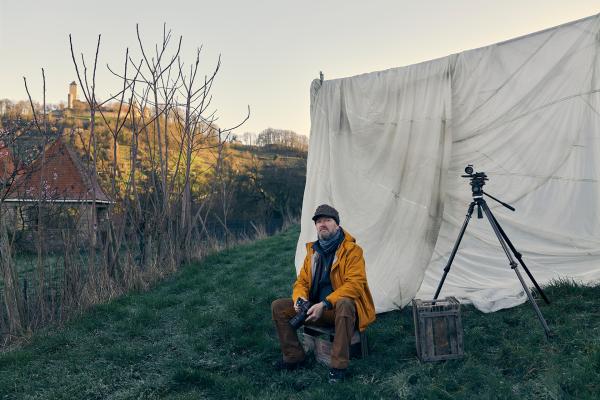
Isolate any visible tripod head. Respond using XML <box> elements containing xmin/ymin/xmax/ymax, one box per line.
<box><xmin>461</xmin><ymin>164</ymin><xmax>516</xmax><ymax>213</ymax></box>
<box><xmin>461</xmin><ymin>164</ymin><xmax>488</xmax><ymax>198</ymax></box>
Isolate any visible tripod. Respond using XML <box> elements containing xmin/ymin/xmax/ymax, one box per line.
<box><xmin>433</xmin><ymin>166</ymin><xmax>552</xmax><ymax>339</ymax></box>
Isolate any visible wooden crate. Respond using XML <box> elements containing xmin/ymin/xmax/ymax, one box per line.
<box><xmin>412</xmin><ymin>296</ymin><xmax>464</xmax><ymax>362</ymax></box>
<box><xmin>301</xmin><ymin>326</ymin><xmax>367</xmax><ymax>367</ymax></box>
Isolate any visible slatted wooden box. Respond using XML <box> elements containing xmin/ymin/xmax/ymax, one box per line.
<box><xmin>301</xmin><ymin>326</ymin><xmax>367</xmax><ymax>367</ymax></box>
<box><xmin>412</xmin><ymin>296</ymin><xmax>464</xmax><ymax>362</ymax></box>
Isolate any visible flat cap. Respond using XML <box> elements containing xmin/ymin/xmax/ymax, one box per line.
<box><xmin>312</xmin><ymin>204</ymin><xmax>340</xmax><ymax>225</ymax></box>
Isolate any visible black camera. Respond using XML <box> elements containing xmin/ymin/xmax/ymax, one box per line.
<box><xmin>462</xmin><ymin>164</ymin><xmax>488</xmax><ymax>197</ymax></box>
<box><xmin>289</xmin><ymin>298</ymin><xmax>312</xmax><ymax>330</ymax></box>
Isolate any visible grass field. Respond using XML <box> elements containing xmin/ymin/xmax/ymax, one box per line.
<box><xmin>1</xmin><ymin>225</ymin><xmax>599</xmax><ymax>399</ymax></box>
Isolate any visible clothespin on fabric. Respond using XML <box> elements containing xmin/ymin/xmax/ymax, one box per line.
<box><xmin>319</xmin><ymin>71</ymin><xmax>324</xmax><ymax>84</ymax></box>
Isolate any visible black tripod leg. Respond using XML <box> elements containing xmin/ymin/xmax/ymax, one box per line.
<box><xmin>488</xmin><ymin>211</ymin><xmax>550</xmax><ymax>304</ymax></box>
<box><xmin>481</xmin><ymin>202</ymin><xmax>552</xmax><ymax>340</ymax></box>
<box><xmin>433</xmin><ymin>202</ymin><xmax>476</xmax><ymax>301</ymax></box>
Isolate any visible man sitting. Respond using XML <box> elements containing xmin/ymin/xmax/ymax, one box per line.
<box><xmin>271</xmin><ymin>204</ymin><xmax>376</xmax><ymax>383</ymax></box>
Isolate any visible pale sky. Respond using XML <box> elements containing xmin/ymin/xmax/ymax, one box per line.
<box><xmin>1</xmin><ymin>1</ymin><xmax>598</xmax><ymax>136</ymax></box>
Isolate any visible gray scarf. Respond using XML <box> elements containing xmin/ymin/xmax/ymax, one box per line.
<box><xmin>317</xmin><ymin>228</ymin><xmax>343</xmax><ymax>255</ymax></box>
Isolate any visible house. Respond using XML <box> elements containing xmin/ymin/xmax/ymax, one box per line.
<box><xmin>2</xmin><ymin>137</ymin><xmax>112</xmax><ymax>239</ymax></box>
<box><xmin>0</xmin><ymin>141</ymin><xmax>16</xmax><ymax>184</ymax></box>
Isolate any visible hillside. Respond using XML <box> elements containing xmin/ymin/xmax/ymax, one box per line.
<box><xmin>1</xmin><ymin>110</ymin><xmax>308</xmax><ymax>226</ymax></box>
<box><xmin>2</xmin><ymin>108</ymin><xmax>307</xmax><ymax>179</ymax></box>
<box><xmin>0</xmin><ymin>225</ymin><xmax>598</xmax><ymax>399</ymax></box>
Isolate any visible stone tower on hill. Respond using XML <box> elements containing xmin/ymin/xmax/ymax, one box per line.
<box><xmin>68</xmin><ymin>81</ymin><xmax>77</xmax><ymax>109</ymax></box>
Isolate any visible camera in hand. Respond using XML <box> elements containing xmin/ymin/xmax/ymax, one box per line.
<box><xmin>289</xmin><ymin>298</ymin><xmax>312</xmax><ymax>330</ymax></box>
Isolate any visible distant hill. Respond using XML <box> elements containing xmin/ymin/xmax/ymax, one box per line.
<box><xmin>1</xmin><ymin>108</ymin><xmax>308</xmax><ymax>228</ymax></box>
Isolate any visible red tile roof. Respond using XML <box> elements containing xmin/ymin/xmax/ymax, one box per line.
<box><xmin>0</xmin><ymin>142</ymin><xmax>16</xmax><ymax>182</ymax></box>
<box><xmin>6</xmin><ymin>138</ymin><xmax>111</xmax><ymax>203</ymax></box>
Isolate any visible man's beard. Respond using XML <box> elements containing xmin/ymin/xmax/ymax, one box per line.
<box><xmin>318</xmin><ymin>229</ymin><xmax>337</xmax><ymax>241</ymax></box>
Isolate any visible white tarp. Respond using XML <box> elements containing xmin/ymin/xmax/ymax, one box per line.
<box><xmin>296</xmin><ymin>14</ymin><xmax>600</xmax><ymax>313</ymax></box>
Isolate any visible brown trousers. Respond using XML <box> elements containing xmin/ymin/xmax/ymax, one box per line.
<box><xmin>271</xmin><ymin>297</ymin><xmax>356</xmax><ymax>369</ymax></box>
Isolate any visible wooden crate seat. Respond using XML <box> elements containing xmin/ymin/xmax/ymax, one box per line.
<box><xmin>301</xmin><ymin>325</ymin><xmax>368</xmax><ymax>367</ymax></box>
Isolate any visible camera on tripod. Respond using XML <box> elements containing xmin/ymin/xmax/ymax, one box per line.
<box><xmin>461</xmin><ymin>164</ymin><xmax>488</xmax><ymax>197</ymax></box>
<box><xmin>433</xmin><ymin>163</ymin><xmax>552</xmax><ymax>340</ymax></box>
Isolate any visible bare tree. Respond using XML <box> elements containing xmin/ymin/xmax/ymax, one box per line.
<box><xmin>0</xmin><ymin>23</ymin><xmax>250</xmax><ymax>346</ymax></box>
<box><xmin>23</xmin><ymin>69</ymin><xmax>50</xmax><ymax>324</ymax></box>
<box><xmin>122</xmin><ymin>24</ymin><xmax>249</xmax><ymax>265</ymax></box>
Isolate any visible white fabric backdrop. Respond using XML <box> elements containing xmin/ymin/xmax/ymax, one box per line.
<box><xmin>296</xmin><ymin>14</ymin><xmax>600</xmax><ymax>313</ymax></box>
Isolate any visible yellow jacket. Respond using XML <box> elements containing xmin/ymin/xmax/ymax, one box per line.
<box><xmin>292</xmin><ymin>229</ymin><xmax>376</xmax><ymax>331</ymax></box>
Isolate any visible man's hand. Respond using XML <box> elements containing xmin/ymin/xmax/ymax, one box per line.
<box><xmin>305</xmin><ymin>302</ymin><xmax>325</xmax><ymax>323</ymax></box>
<box><xmin>294</xmin><ymin>297</ymin><xmax>307</xmax><ymax>313</ymax></box>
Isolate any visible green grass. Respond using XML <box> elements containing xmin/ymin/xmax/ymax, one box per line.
<box><xmin>1</xmin><ymin>225</ymin><xmax>599</xmax><ymax>399</ymax></box>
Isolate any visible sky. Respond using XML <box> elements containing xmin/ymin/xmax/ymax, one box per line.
<box><xmin>1</xmin><ymin>1</ymin><xmax>599</xmax><ymax>137</ymax></box>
